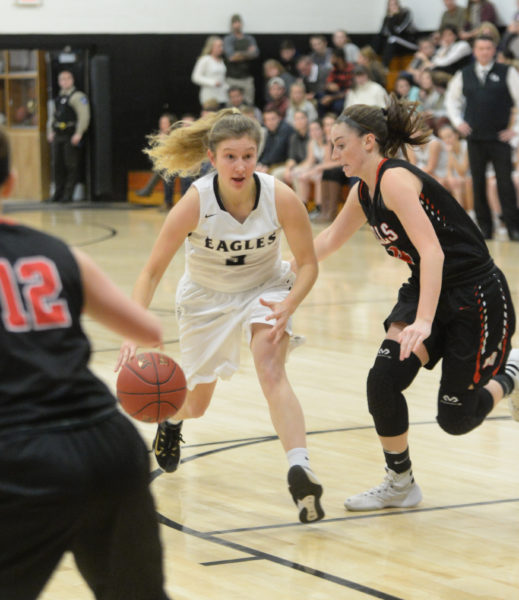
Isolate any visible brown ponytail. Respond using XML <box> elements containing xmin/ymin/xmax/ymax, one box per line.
<box><xmin>337</xmin><ymin>93</ymin><xmax>431</xmax><ymax>159</ymax></box>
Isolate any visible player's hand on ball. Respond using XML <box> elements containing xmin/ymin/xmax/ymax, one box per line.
<box><xmin>115</xmin><ymin>340</ymin><xmax>138</xmax><ymax>372</ymax></box>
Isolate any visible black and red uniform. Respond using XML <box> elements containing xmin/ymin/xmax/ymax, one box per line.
<box><xmin>0</xmin><ymin>220</ymin><xmax>169</xmax><ymax>600</ymax></box>
<box><xmin>358</xmin><ymin>158</ymin><xmax>515</xmax><ymax>429</ymax></box>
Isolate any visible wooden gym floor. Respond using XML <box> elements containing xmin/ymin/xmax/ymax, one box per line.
<box><xmin>6</xmin><ymin>202</ymin><xmax>519</xmax><ymax>600</ymax></box>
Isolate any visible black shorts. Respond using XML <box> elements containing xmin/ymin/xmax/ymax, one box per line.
<box><xmin>384</xmin><ymin>266</ymin><xmax>516</xmax><ymax>390</ymax></box>
<box><xmin>0</xmin><ymin>411</ymin><xmax>169</xmax><ymax>600</ymax></box>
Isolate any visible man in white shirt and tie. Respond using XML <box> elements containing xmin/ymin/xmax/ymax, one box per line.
<box><xmin>446</xmin><ymin>35</ymin><xmax>519</xmax><ymax>240</ymax></box>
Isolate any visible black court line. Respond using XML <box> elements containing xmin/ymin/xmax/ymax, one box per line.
<box><xmin>72</xmin><ymin>225</ymin><xmax>117</xmax><ymax>247</ymax></box>
<box><xmin>201</xmin><ymin>556</ymin><xmax>263</xmax><ymax>566</ymax></box>
<box><xmin>152</xmin><ymin>416</ymin><xmax>512</xmax><ymax>466</ymax></box>
<box><xmin>157</xmin><ymin>513</ymin><xmax>404</xmax><ymax>600</ymax></box>
<box><xmin>206</xmin><ymin>497</ymin><xmax>519</xmax><ymax>535</ymax></box>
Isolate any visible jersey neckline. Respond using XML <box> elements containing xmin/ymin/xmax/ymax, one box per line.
<box><xmin>212</xmin><ymin>172</ymin><xmax>261</xmax><ymax>214</ymax></box>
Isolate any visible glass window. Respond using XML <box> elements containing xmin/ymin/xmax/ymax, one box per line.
<box><xmin>8</xmin><ymin>50</ymin><xmax>37</xmax><ymax>73</ymax></box>
<box><xmin>9</xmin><ymin>79</ymin><xmax>38</xmax><ymax>127</ymax></box>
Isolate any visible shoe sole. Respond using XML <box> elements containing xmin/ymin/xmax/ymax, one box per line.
<box><xmin>344</xmin><ymin>484</ymin><xmax>423</xmax><ymax>512</ymax></box>
<box><xmin>288</xmin><ymin>465</ymin><xmax>325</xmax><ymax>523</ymax></box>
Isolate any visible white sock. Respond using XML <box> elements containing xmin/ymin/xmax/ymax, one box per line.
<box><xmin>287</xmin><ymin>447</ymin><xmax>310</xmax><ymax>470</ymax></box>
<box><xmin>165</xmin><ymin>419</ymin><xmax>183</xmax><ymax>426</ymax></box>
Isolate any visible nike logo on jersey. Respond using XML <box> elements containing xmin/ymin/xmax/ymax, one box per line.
<box><xmin>205</xmin><ymin>213</ymin><xmax>217</xmax><ymax>218</ymax></box>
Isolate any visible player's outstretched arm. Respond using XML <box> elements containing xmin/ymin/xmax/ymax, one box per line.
<box><xmin>313</xmin><ymin>182</ymin><xmax>366</xmax><ymax>262</ymax></box>
<box><xmin>73</xmin><ymin>248</ymin><xmax>163</xmax><ymax>348</ymax></box>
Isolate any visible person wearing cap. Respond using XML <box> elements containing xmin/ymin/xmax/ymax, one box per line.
<box><xmin>263</xmin><ymin>77</ymin><xmax>290</xmax><ymax>119</ymax></box>
<box><xmin>46</xmin><ymin>69</ymin><xmax>90</xmax><ymax>203</ymax></box>
<box><xmin>344</xmin><ymin>64</ymin><xmax>390</xmax><ymax>109</ymax></box>
<box><xmin>223</xmin><ymin>14</ymin><xmax>259</xmax><ymax>105</ymax></box>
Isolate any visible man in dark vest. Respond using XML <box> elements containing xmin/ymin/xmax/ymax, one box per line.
<box><xmin>446</xmin><ymin>35</ymin><xmax>519</xmax><ymax>240</ymax></box>
<box><xmin>46</xmin><ymin>69</ymin><xmax>90</xmax><ymax>203</ymax></box>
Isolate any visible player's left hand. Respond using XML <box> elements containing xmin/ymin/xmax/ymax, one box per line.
<box><xmin>260</xmin><ymin>297</ymin><xmax>290</xmax><ymax>343</ymax></box>
<box><xmin>398</xmin><ymin>318</ymin><xmax>431</xmax><ymax>361</ymax></box>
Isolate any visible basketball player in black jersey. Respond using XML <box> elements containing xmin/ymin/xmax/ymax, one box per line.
<box><xmin>0</xmin><ymin>128</ymin><xmax>171</xmax><ymax>599</ymax></box>
<box><xmin>312</xmin><ymin>95</ymin><xmax>519</xmax><ymax>511</ymax></box>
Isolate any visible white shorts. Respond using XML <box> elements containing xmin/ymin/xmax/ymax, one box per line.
<box><xmin>176</xmin><ymin>261</ymin><xmax>295</xmax><ymax>389</ymax></box>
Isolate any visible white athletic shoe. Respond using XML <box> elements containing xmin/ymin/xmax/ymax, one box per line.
<box><xmin>504</xmin><ymin>348</ymin><xmax>519</xmax><ymax>421</ymax></box>
<box><xmin>344</xmin><ymin>468</ymin><xmax>423</xmax><ymax>512</ymax></box>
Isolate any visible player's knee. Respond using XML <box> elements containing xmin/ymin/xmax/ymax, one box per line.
<box><xmin>436</xmin><ymin>387</ymin><xmax>493</xmax><ymax>435</ymax></box>
<box><xmin>367</xmin><ymin>369</ymin><xmax>409</xmax><ymax>436</ymax></box>
<box><xmin>366</xmin><ymin>340</ymin><xmax>420</xmax><ymax>437</ymax></box>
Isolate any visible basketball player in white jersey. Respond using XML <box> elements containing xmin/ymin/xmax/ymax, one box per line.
<box><xmin>115</xmin><ymin>108</ymin><xmax>324</xmax><ymax>523</ymax></box>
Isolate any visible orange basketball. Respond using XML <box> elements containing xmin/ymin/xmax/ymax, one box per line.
<box><xmin>116</xmin><ymin>352</ymin><xmax>187</xmax><ymax>423</ymax></box>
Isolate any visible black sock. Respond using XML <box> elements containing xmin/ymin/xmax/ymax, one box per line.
<box><xmin>494</xmin><ymin>373</ymin><xmax>514</xmax><ymax>397</ymax></box>
<box><xmin>384</xmin><ymin>447</ymin><xmax>412</xmax><ymax>474</ymax></box>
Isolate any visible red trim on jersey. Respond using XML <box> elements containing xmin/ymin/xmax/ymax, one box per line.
<box><xmin>375</xmin><ymin>158</ymin><xmax>389</xmax><ymax>188</ymax></box>
<box><xmin>0</xmin><ymin>216</ymin><xmax>17</xmax><ymax>226</ymax></box>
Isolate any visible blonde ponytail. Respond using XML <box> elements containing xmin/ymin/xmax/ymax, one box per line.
<box><xmin>145</xmin><ymin>108</ymin><xmax>261</xmax><ymax>177</ymax></box>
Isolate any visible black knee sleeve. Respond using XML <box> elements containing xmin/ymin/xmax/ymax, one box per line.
<box><xmin>367</xmin><ymin>339</ymin><xmax>421</xmax><ymax>437</ymax></box>
<box><xmin>436</xmin><ymin>386</ymin><xmax>494</xmax><ymax>435</ymax></box>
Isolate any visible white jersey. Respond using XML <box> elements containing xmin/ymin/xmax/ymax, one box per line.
<box><xmin>188</xmin><ymin>171</ymin><xmax>283</xmax><ymax>293</ymax></box>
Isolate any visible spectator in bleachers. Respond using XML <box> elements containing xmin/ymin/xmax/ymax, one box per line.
<box><xmin>278</xmin><ymin>39</ymin><xmax>299</xmax><ymax>77</ymax></box>
<box><xmin>316</xmin><ymin>113</ymin><xmax>350</xmax><ymax>222</ymax></box>
<box><xmin>407</xmin><ymin>123</ymin><xmax>449</xmax><ymax>186</ymax></box>
<box><xmin>500</xmin><ymin>1</ymin><xmax>519</xmax><ymax>59</ymax></box>
<box><xmin>284</xmin><ymin>81</ymin><xmax>318</xmax><ymax>126</ymax></box>
<box><xmin>332</xmin><ymin>29</ymin><xmax>360</xmax><ymax>64</ymax></box>
<box><xmin>295</xmin><ymin>55</ymin><xmax>330</xmax><ymax>103</ymax></box>
<box><xmin>440</xmin><ymin>0</ymin><xmax>467</xmax><ymax>33</ymax></box>
<box><xmin>357</xmin><ymin>45</ymin><xmax>388</xmax><ymax>87</ymax></box>
<box><xmin>418</xmin><ymin>69</ymin><xmax>450</xmax><ymax>122</ymax></box>
<box><xmin>477</xmin><ymin>21</ymin><xmax>501</xmax><ymax>46</ymax></box>
<box><xmin>256</xmin><ymin>108</ymin><xmax>294</xmax><ymax>173</ymax></box>
<box><xmin>394</xmin><ymin>73</ymin><xmax>421</xmax><ymax>102</ymax></box>
<box><xmin>407</xmin><ymin>36</ymin><xmax>438</xmax><ymax>84</ymax></box>
<box><xmin>191</xmin><ymin>36</ymin><xmax>228</xmax><ymax>110</ymax></box>
<box><xmin>293</xmin><ymin>119</ymin><xmax>327</xmax><ymax>214</ymax></box>
<box><xmin>226</xmin><ymin>85</ymin><xmax>262</xmax><ymax>122</ymax></box>
<box><xmin>263</xmin><ymin>77</ymin><xmax>290</xmax><ymax>119</ymax></box>
<box><xmin>344</xmin><ymin>64</ymin><xmax>389</xmax><ymax>109</ymax></box>
<box><xmin>460</xmin><ymin>0</ymin><xmax>497</xmax><ymax>42</ymax></box>
<box><xmin>437</xmin><ymin>120</ymin><xmax>475</xmax><ymax>216</ymax></box>
<box><xmin>372</xmin><ymin>0</ymin><xmax>418</xmax><ymax>67</ymax></box>
<box><xmin>318</xmin><ymin>48</ymin><xmax>355</xmax><ymax>116</ymax></box>
<box><xmin>309</xmin><ymin>35</ymin><xmax>333</xmax><ymax>69</ymax></box>
<box><xmin>263</xmin><ymin>59</ymin><xmax>296</xmax><ymax>104</ymax></box>
<box><xmin>272</xmin><ymin>109</ymin><xmax>309</xmax><ymax>185</ymax></box>
<box><xmin>223</xmin><ymin>14</ymin><xmax>259</xmax><ymax>105</ymax></box>
<box><xmin>429</xmin><ymin>25</ymin><xmax>473</xmax><ymax>75</ymax></box>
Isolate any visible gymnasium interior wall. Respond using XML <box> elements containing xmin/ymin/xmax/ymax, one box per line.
<box><xmin>1</xmin><ymin>1</ymin><xmax>515</xmax><ymax>201</ymax></box>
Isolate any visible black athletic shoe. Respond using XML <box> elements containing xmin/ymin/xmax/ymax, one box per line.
<box><xmin>153</xmin><ymin>421</ymin><xmax>184</xmax><ymax>472</ymax></box>
<box><xmin>287</xmin><ymin>465</ymin><xmax>325</xmax><ymax>523</ymax></box>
